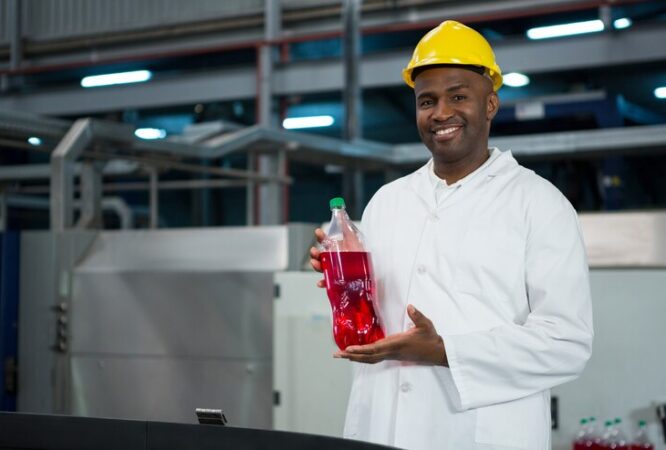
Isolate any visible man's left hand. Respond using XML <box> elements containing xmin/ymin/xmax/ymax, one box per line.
<box><xmin>334</xmin><ymin>304</ymin><xmax>448</xmax><ymax>366</ymax></box>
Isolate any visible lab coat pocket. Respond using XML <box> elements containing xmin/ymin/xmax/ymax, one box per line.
<box><xmin>474</xmin><ymin>392</ymin><xmax>544</xmax><ymax>449</ymax></box>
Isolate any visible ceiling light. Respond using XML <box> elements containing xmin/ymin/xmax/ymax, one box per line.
<box><xmin>503</xmin><ymin>72</ymin><xmax>530</xmax><ymax>87</ymax></box>
<box><xmin>282</xmin><ymin>115</ymin><xmax>334</xmax><ymax>129</ymax></box>
<box><xmin>81</xmin><ymin>70</ymin><xmax>152</xmax><ymax>88</ymax></box>
<box><xmin>27</xmin><ymin>137</ymin><xmax>42</xmax><ymax>146</ymax></box>
<box><xmin>135</xmin><ymin>128</ymin><xmax>167</xmax><ymax>140</ymax></box>
<box><xmin>527</xmin><ymin>20</ymin><xmax>604</xmax><ymax>40</ymax></box>
<box><xmin>655</xmin><ymin>87</ymin><xmax>666</xmax><ymax>99</ymax></box>
<box><xmin>613</xmin><ymin>18</ymin><xmax>632</xmax><ymax>29</ymax></box>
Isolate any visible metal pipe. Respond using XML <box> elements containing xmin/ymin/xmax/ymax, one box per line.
<box><xmin>12</xmin><ymin>178</ymin><xmax>249</xmax><ymax>195</ymax></box>
<box><xmin>50</xmin><ymin>119</ymin><xmax>94</xmax><ymax>232</ymax></box>
<box><xmin>82</xmin><ymin>150</ymin><xmax>292</xmax><ymax>184</ymax></box>
<box><xmin>149</xmin><ymin>168</ymin><xmax>158</xmax><ymax>229</ymax></box>
<box><xmin>5</xmin><ymin>194</ymin><xmax>135</xmax><ymax>229</ymax></box>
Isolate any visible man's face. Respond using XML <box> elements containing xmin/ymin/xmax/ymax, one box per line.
<box><xmin>414</xmin><ymin>66</ymin><xmax>498</xmax><ymax>165</ymax></box>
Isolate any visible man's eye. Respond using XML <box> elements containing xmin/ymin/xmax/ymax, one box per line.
<box><xmin>453</xmin><ymin>95</ymin><xmax>466</xmax><ymax>101</ymax></box>
<box><xmin>419</xmin><ymin>100</ymin><xmax>433</xmax><ymax>107</ymax></box>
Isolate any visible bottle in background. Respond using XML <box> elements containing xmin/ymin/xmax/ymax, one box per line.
<box><xmin>319</xmin><ymin>197</ymin><xmax>385</xmax><ymax>350</ymax></box>
<box><xmin>573</xmin><ymin>418</ymin><xmax>591</xmax><ymax>450</ymax></box>
<box><xmin>630</xmin><ymin>420</ymin><xmax>654</xmax><ymax>450</ymax></box>
<box><xmin>597</xmin><ymin>420</ymin><xmax>615</xmax><ymax>450</ymax></box>
<box><xmin>589</xmin><ymin>417</ymin><xmax>603</xmax><ymax>450</ymax></box>
<box><xmin>610</xmin><ymin>418</ymin><xmax>630</xmax><ymax>450</ymax></box>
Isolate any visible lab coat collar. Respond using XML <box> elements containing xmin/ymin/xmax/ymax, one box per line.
<box><xmin>407</xmin><ymin>148</ymin><xmax>516</xmax><ymax>210</ymax></box>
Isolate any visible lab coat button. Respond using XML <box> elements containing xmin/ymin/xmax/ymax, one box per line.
<box><xmin>416</xmin><ymin>265</ymin><xmax>426</xmax><ymax>274</ymax></box>
<box><xmin>428</xmin><ymin>212</ymin><xmax>439</xmax><ymax>221</ymax></box>
<box><xmin>400</xmin><ymin>382</ymin><xmax>412</xmax><ymax>393</ymax></box>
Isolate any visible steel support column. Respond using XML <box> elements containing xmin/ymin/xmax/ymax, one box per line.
<box><xmin>342</xmin><ymin>0</ymin><xmax>364</xmax><ymax>219</ymax></box>
<box><xmin>3</xmin><ymin>0</ymin><xmax>22</xmax><ymax>93</ymax></box>
<box><xmin>257</xmin><ymin>0</ymin><xmax>284</xmax><ymax>225</ymax></box>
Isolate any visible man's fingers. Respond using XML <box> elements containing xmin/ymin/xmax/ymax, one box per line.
<box><xmin>317</xmin><ymin>279</ymin><xmax>325</xmax><ymax>288</ymax></box>
<box><xmin>314</xmin><ymin>228</ymin><xmax>326</xmax><ymax>243</ymax></box>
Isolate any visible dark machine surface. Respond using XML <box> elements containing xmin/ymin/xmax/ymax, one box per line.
<box><xmin>0</xmin><ymin>412</ymin><xmax>396</xmax><ymax>450</ymax></box>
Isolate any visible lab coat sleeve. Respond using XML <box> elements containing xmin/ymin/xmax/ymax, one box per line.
<box><xmin>441</xmin><ymin>193</ymin><xmax>594</xmax><ymax>411</ymax></box>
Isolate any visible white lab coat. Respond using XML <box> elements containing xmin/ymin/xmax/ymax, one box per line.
<box><xmin>343</xmin><ymin>149</ymin><xmax>593</xmax><ymax>450</ymax></box>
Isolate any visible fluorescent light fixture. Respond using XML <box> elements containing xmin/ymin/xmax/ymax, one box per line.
<box><xmin>503</xmin><ymin>72</ymin><xmax>530</xmax><ymax>87</ymax></box>
<box><xmin>655</xmin><ymin>87</ymin><xmax>666</xmax><ymax>99</ymax></box>
<box><xmin>27</xmin><ymin>137</ymin><xmax>42</xmax><ymax>146</ymax></box>
<box><xmin>134</xmin><ymin>128</ymin><xmax>166</xmax><ymax>140</ymax></box>
<box><xmin>282</xmin><ymin>115</ymin><xmax>334</xmax><ymax>129</ymax></box>
<box><xmin>613</xmin><ymin>18</ymin><xmax>632</xmax><ymax>29</ymax></box>
<box><xmin>81</xmin><ymin>70</ymin><xmax>152</xmax><ymax>88</ymax></box>
<box><xmin>527</xmin><ymin>19</ymin><xmax>604</xmax><ymax>40</ymax></box>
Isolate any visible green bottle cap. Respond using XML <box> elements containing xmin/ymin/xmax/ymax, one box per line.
<box><xmin>615</xmin><ymin>417</ymin><xmax>622</xmax><ymax>424</ymax></box>
<box><xmin>589</xmin><ymin>417</ymin><xmax>596</xmax><ymax>422</ymax></box>
<box><xmin>329</xmin><ymin>197</ymin><xmax>346</xmax><ymax>209</ymax></box>
<box><xmin>639</xmin><ymin>420</ymin><xmax>646</xmax><ymax>427</ymax></box>
<box><xmin>580</xmin><ymin>418</ymin><xmax>588</xmax><ymax>424</ymax></box>
<box><xmin>605</xmin><ymin>420</ymin><xmax>613</xmax><ymax>426</ymax></box>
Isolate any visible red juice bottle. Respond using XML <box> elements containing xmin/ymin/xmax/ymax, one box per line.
<box><xmin>573</xmin><ymin>418</ymin><xmax>590</xmax><ymax>450</ymax></box>
<box><xmin>319</xmin><ymin>197</ymin><xmax>384</xmax><ymax>351</ymax></box>
<box><xmin>629</xmin><ymin>420</ymin><xmax>654</xmax><ymax>450</ymax></box>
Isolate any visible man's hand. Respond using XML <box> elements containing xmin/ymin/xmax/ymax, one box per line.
<box><xmin>334</xmin><ymin>305</ymin><xmax>448</xmax><ymax>366</ymax></box>
<box><xmin>309</xmin><ymin>228</ymin><xmax>326</xmax><ymax>288</ymax></box>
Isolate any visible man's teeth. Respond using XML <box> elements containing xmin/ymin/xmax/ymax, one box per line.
<box><xmin>434</xmin><ymin>127</ymin><xmax>458</xmax><ymax>135</ymax></box>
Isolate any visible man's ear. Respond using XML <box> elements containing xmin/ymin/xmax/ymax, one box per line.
<box><xmin>486</xmin><ymin>91</ymin><xmax>499</xmax><ymax>121</ymax></box>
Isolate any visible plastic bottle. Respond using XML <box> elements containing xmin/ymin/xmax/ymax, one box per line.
<box><xmin>573</xmin><ymin>418</ymin><xmax>591</xmax><ymax>450</ymax></box>
<box><xmin>589</xmin><ymin>417</ymin><xmax>603</xmax><ymax>450</ymax></box>
<box><xmin>610</xmin><ymin>418</ymin><xmax>630</xmax><ymax>450</ymax></box>
<box><xmin>630</xmin><ymin>421</ymin><xmax>654</xmax><ymax>450</ymax></box>
<box><xmin>319</xmin><ymin>197</ymin><xmax>385</xmax><ymax>350</ymax></box>
<box><xmin>597</xmin><ymin>420</ymin><xmax>615</xmax><ymax>450</ymax></box>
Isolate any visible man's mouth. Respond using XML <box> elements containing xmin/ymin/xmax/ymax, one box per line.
<box><xmin>432</xmin><ymin>125</ymin><xmax>462</xmax><ymax>140</ymax></box>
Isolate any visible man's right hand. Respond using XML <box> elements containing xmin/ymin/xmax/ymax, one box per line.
<box><xmin>309</xmin><ymin>228</ymin><xmax>326</xmax><ymax>288</ymax></box>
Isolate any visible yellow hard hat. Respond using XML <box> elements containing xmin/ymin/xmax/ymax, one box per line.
<box><xmin>402</xmin><ymin>20</ymin><xmax>503</xmax><ymax>91</ymax></box>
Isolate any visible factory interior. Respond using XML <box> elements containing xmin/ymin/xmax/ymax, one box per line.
<box><xmin>0</xmin><ymin>0</ymin><xmax>665</xmax><ymax>449</ymax></box>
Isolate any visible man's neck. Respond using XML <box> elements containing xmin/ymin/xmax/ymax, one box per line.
<box><xmin>433</xmin><ymin>148</ymin><xmax>490</xmax><ymax>185</ymax></box>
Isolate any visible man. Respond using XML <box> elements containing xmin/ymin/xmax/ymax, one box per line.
<box><xmin>310</xmin><ymin>20</ymin><xmax>593</xmax><ymax>450</ymax></box>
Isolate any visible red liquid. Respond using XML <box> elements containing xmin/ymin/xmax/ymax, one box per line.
<box><xmin>629</xmin><ymin>446</ymin><xmax>654</xmax><ymax>450</ymax></box>
<box><xmin>320</xmin><ymin>251</ymin><xmax>384</xmax><ymax>350</ymax></box>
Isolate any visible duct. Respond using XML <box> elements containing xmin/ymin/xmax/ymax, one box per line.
<box><xmin>0</xmin><ymin>109</ymin><xmax>70</xmax><ymax>139</ymax></box>
<box><xmin>75</xmin><ymin>162</ymin><xmax>103</xmax><ymax>230</ymax></box>
<box><xmin>0</xmin><ymin>0</ymin><xmax>637</xmax><ymax>67</ymax></box>
<box><xmin>0</xmin><ymin>162</ymin><xmax>138</xmax><ymax>181</ymax></box>
<box><xmin>5</xmin><ymin>195</ymin><xmax>134</xmax><ymax>229</ymax></box>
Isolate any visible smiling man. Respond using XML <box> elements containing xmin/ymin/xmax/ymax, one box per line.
<box><xmin>311</xmin><ymin>20</ymin><xmax>593</xmax><ymax>450</ymax></box>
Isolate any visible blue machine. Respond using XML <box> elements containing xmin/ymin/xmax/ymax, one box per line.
<box><xmin>0</xmin><ymin>232</ymin><xmax>19</xmax><ymax>411</ymax></box>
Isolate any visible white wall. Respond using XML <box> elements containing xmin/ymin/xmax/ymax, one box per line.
<box><xmin>552</xmin><ymin>269</ymin><xmax>666</xmax><ymax>450</ymax></box>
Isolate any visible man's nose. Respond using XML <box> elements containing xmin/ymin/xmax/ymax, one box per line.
<box><xmin>432</xmin><ymin>100</ymin><xmax>453</xmax><ymax>121</ymax></box>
